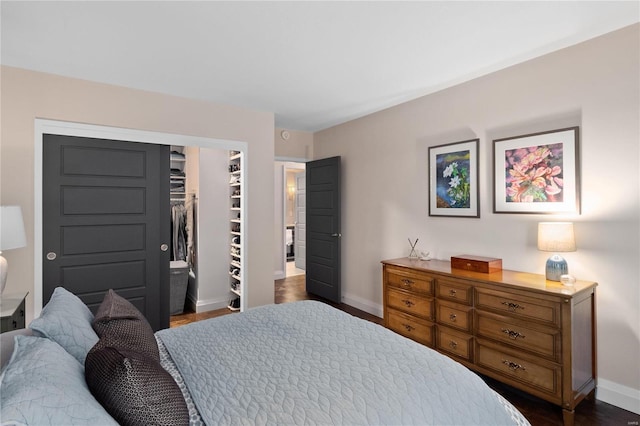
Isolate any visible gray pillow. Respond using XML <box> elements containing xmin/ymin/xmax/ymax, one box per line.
<box><xmin>0</xmin><ymin>335</ymin><xmax>118</xmax><ymax>425</ymax></box>
<box><xmin>85</xmin><ymin>345</ymin><xmax>189</xmax><ymax>426</ymax></box>
<box><xmin>29</xmin><ymin>286</ymin><xmax>99</xmax><ymax>365</ymax></box>
<box><xmin>92</xmin><ymin>289</ymin><xmax>159</xmax><ymax>361</ymax></box>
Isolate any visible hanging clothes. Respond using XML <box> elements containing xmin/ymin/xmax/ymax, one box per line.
<box><xmin>171</xmin><ymin>202</ymin><xmax>187</xmax><ymax>262</ymax></box>
<box><xmin>185</xmin><ymin>195</ymin><xmax>196</xmax><ymax>266</ymax></box>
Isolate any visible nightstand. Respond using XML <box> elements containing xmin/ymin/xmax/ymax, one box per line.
<box><xmin>1</xmin><ymin>292</ymin><xmax>28</xmax><ymax>333</ymax></box>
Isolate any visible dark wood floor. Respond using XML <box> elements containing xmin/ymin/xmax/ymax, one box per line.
<box><xmin>171</xmin><ymin>274</ymin><xmax>639</xmax><ymax>426</ymax></box>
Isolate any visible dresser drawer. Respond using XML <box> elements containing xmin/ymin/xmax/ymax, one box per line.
<box><xmin>436</xmin><ymin>278</ymin><xmax>473</xmax><ymax>305</ymax></box>
<box><xmin>385</xmin><ymin>266</ymin><xmax>434</xmax><ymax>295</ymax></box>
<box><xmin>387</xmin><ymin>287</ymin><xmax>433</xmax><ymax>320</ymax></box>
<box><xmin>387</xmin><ymin>308</ymin><xmax>434</xmax><ymax>346</ymax></box>
<box><xmin>475</xmin><ymin>311</ymin><xmax>560</xmax><ymax>362</ymax></box>
<box><xmin>476</xmin><ymin>341</ymin><xmax>561</xmax><ymax>401</ymax></box>
<box><xmin>436</xmin><ymin>326</ymin><xmax>473</xmax><ymax>361</ymax></box>
<box><xmin>476</xmin><ymin>287</ymin><xmax>560</xmax><ymax>327</ymax></box>
<box><xmin>436</xmin><ymin>299</ymin><xmax>472</xmax><ymax>332</ymax></box>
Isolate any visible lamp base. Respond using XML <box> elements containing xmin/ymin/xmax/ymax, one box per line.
<box><xmin>545</xmin><ymin>254</ymin><xmax>568</xmax><ymax>281</ymax></box>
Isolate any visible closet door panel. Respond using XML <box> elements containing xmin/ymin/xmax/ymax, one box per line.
<box><xmin>61</xmin><ymin>224</ymin><xmax>145</xmax><ymax>255</ymax></box>
<box><xmin>62</xmin><ymin>187</ymin><xmax>145</xmax><ymax>215</ymax></box>
<box><xmin>61</xmin><ymin>145</ymin><xmax>145</xmax><ymax>177</ymax></box>
<box><xmin>61</xmin><ymin>261</ymin><xmax>146</xmax><ymax>292</ymax></box>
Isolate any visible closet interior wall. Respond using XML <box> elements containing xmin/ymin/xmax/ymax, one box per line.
<box><xmin>182</xmin><ymin>146</ymin><xmax>233</xmax><ymax>313</ymax></box>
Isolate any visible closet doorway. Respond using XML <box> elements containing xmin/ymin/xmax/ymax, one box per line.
<box><xmin>34</xmin><ymin>119</ymin><xmax>248</xmax><ymax>323</ymax></box>
<box><xmin>169</xmin><ymin>145</ymin><xmax>235</xmax><ymax>315</ymax></box>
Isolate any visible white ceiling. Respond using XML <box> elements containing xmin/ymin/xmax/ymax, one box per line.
<box><xmin>1</xmin><ymin>1</ymin><xmax>638</xmax><ymax>132</ymax></box>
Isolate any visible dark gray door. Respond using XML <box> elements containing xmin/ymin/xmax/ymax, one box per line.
<box><xmin>43</xmin><ymin>134</ymin><xmax>170</xmax><ymax>330</ymax></box>
<box><xmin>306</xmin><ymin>156</ymin><xmax>341</xmax><ymax>303</ymax></box>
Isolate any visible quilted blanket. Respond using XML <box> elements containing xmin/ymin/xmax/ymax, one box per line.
<box><xmin>157</xmin><ymin>301</ymin><xmax>528</xmax><ymax>425</ymax></box>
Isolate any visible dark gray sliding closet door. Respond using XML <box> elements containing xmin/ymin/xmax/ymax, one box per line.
<box><xmin>43</xmin><ymin>134</ymin><xmax>170</xmax><ymax>330</ymax></box>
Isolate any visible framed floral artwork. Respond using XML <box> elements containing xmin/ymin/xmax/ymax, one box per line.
<box><xmin>428</xmin><ymin>138</ymin><xmax>479</xmax><ymax>217</ymax></box>
<box><xmin>493</xmin><ymin>126</ymin><xmax>580</xmax><ymax>214</ymax></box>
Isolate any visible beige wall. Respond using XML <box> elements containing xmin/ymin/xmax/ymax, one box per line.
<box><xmin>0</xmin><ymin>66</ymin><xmax>275</xmax><ymax>320</ymax></box>
<box><xmin>314</xmin><ymin>24</ymin><xmax>640</xmax><ymax>411</ymax></box>
<box><xmin>275</xmin><ymin>127</ymin><xmax>313</xmax><ymax>160</ymax></box>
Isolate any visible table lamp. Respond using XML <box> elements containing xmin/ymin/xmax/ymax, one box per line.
<box><xmin>537</xmin><ymin>222</ymin><xmax>576</xmax><ymax>281</ymax></box>
<box><xmin>0</xmin><ymin>206</ymin><xmax>27</xmax><ymax>294</ymax></box>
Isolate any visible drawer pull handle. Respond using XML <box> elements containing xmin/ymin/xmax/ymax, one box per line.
<box><xmin>449</xmin><ymin>340</ymin><xmax>458</xmax><ymax>349</ymax></box>
<box><xmin>401</xmin><ymin>279</ymin><xmax>414</xmax><ymax>287</ymax></box>
<box><xmin>402</xmin><ymin>323</ymin><xmax>415</xmax><ymax>332</ymax></box>
<box><xmin>502</xmin><ymin>359</ymin><xmax>526</xmax><ymax>371</ymax></box>
<box><xmin>449</xmin><ymin>313</ymin><xmax>457</xmax><ymax>322</ymax></box>
<box><xmin>401</xmin><ymin>299</ymin><xmax>415</xmax><ymax>308</ymax></box>
<box><xmin>501</xmin><ymin>301</ymin><xmax>524</xmax><ymax>312</ymax></box>
<box><xmin>449</xmin><ymin>289</ymin><xmax>457</xmax><ymax>297</ymax></box>
<box><xmin>501</xmin><ymin>328</ymin><xmax>525</xmax><ymax>340</ymax></box>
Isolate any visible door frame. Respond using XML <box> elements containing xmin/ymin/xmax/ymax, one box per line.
<box><xmin>34</xmin><ymin>119</ymin><xmax>248</xmax><ymax>317</ymax></box>
<box><xmin>293</xmin><ymin>170</ymin><xmax>306</xmax><ymax>271</ymax></box>
<box><xmin>274</xmin><ymin>158</ymin><xmax>306</xmax><ymax>280</ymax></box>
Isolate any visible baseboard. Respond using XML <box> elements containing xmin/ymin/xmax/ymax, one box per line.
<box><xmin>597</xmin><ymin>378</ymin><xmax>640</xmax><ymax>414</ymax></box>
<box><xmin>341</xmin><ymin>292</ymin><xmax>383</xmax><ymax>318</ymax></box>
<box><xmin>194</xmin><ymin>296</ymin><xmax>230</xmax><ymax>313</ymax></box>
<box><xmin>274</xmin><ymin>270</ymin><xmax>285</xmax><ymax>280</ymax></box>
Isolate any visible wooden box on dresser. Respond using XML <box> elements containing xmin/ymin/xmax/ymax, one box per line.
<box><xmin>381</xmin><ymin>258</ymin><xmax>597</xmax><ymax>426</ymax></box>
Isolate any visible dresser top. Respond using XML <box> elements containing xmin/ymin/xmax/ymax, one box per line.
<box><xmin>0</xmin><ymin>292</ymin><xmax>28</xmax><ymax>318</ymax></box>
<box><xmin>381</xmin><ymin>258</ymin><xmax>597</xmax><ymax>297</ymax></box>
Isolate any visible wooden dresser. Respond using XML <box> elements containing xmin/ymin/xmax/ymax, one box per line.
<box><xmin>382</xmin><ymin>258</ymin><xmax>597</xmax><ymax>426</ymax></box>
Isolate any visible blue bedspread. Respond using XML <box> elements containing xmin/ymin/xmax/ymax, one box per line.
<box><xmin>157</xmin><ymin>301</ymin><xmax>528</xmax><ymax>425</ymax></box>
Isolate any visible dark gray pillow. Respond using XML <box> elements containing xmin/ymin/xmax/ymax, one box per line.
<box><xmin>92</xmin><ymin>289</ymin><xmax>159</xmax><ymax>361</ymax></box>
<box><xmin>85</xmin><ymin>346</ymin><xmax>188</xmax><ymax>426</ymax></box>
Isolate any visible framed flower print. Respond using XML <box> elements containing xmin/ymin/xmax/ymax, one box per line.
<box><xmin>428</xmin><ymin>138</ymin><xmax>479</xmax><ymax>218</ymax></box>
<box><xmin>493</xmin><ymin>126</ymin><xmax>580</xmax><ymax>214</ymax></box>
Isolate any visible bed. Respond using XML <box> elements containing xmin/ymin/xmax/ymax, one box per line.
<box><xmin>0</xmin><ymin>287</ymin><xmax>531</xmax><ymax>425</ymax></box>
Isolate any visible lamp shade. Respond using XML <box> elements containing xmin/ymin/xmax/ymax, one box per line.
<box><xmin>0</xmin><ymin>206</ymin><xmax>27</xmax><ymax>251</ymax></box>
<box><xmin>537</xmin><ymin>222</ymin><xmax>576</xmax><ymax>253</ymax></box>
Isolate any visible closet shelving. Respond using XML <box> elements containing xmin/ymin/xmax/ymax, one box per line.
<box><xmin>170</xmin><ymin>148</ymin><xmax>187</xmax><ymax>201</ymax></box>
<box><xmin>228</xmin><ymin>150</ymin><xmax>242</xmax><ymax>311</ymax></box>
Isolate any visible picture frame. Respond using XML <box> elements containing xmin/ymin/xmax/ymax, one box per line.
<box><xmin>493</xmin><ymin>126</ymin><xmax>580</xmax><ymax>214</ymax></box>
<box><xmin>428</xmin><ymin>138</ymin><xmax>479</xmax><ymax>218</ymax></box>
